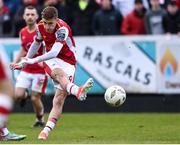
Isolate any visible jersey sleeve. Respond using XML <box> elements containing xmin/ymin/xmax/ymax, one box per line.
<box><xmin>55</xmin><ymin>26</ymin><xmax>69</xmax><ymax>44</ymax></box>
<box><xmin>35</xmin><ymin>27</ymin><xmax>43</xmax><ymax>42</ymax></box>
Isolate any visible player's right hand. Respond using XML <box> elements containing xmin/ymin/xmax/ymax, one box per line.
<box><xmin>10</xmin><ymin>63</ymin><xmax>22</xmax><ymax>70</ymax></box>
<box><xmin>10</xmin><ymin>61</ymin><xmax>26</xmax><ymax>70</ymax></box>
<box><xmin>9</xmin><ymin>63</ymin><xmax>17</xmax><ymax>70</ymax></box>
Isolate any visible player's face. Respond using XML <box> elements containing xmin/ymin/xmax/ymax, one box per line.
<box><xmin>42</xmin><ymin>18</ymin><xmax>57</xmax><ymax>33</ymax></box>
<box><xmin>23</xmin><ymin>8</ymin><xmax>38</xmax><ymax>25</ymax></box>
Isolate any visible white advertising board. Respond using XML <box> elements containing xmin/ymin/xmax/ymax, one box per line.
<box><xmin>75</xmin><ymin>37</ymin><xmax>156</xmax><ymax>93</ymax></box>
<box><xmin>157</xmin><ymin>37</ymin><xmax>180</xmax><ymax>94</ymax></box>
<box><xmin>1</xmin><ymin>35</ymin><xmax>179</xmax><ymax>94</ymax></box>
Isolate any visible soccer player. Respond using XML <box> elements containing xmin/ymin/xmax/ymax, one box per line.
<box><xmin>10</xmin><ymin>6</ymin><xmax>48</xmax><ymax>127</ymax></box>
<box><xmin>0</xmin><ymin>50</ymin><xmax>26</xmax><ymax>141</ymax></box>
<box><xmin>11</xmin><ymin>6</ymin><xmax>94</xmax><ymax>140</ymax></box>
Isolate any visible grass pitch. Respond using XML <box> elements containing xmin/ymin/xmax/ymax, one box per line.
<box><xmin>1</xmin><ymin>113</ymin><xmax>180</xmax><ymax>144</ymax></box>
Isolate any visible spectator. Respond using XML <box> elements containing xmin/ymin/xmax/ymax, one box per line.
<box><xmin>144</xmin><ymin>0</ymin><xmax>166</xmax><ymax>34</ymax></box>
<box><xmin>92</xmin><ymin>0</ymin><xmax>123</xmax><ymax>35</ymax></box>
<box><xmin>71</xmin><ymin>0</ymin><xmax>99</xmax><ymax>36</ymax></box>
<box><xmin>163</xmin><ymin>1</ymin><xmax>180</xmax><ymax>34</ymax></box>
<box><xmin>58</xmin><ymin>0</ymin><xmax>72</xmax><ymax>25</ymax></box>
<box><xmin>13</xmin><ymin>0</ymin><xmax>41</xmax><ymax>37</ymax></box>
<box><xmin>121</xmin><ymin>0</ymin><xmax>146</xmax><ymax>35</ymax></box>
<box><xmin>0</xmin><ymin>0</ymin><xmax>13</xmax><ymax>37</ymax></box>
<box><xmin>4</xmin><ymin>0</ymin><xmax>21</xmax><ymax>18</ymax></box>
<box><xmin>161</xmin><ymin>0</ymin><xmax>180</xmax><ymax>9</ymax></box>
<box><xmin>112</xmin><ymin>0</ymin><xmax>149</xmax><ymax>17</ymax></box>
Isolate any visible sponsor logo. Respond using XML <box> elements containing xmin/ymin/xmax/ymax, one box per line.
<box><xmin>55</xmin><ymin>28</ymin><xmax>66</xmax><ymax>41</ymax></box>
<box><xmin>160</xmin><ymin>48</ymin><xmax>178</xmax><ymax>77</ymax></box>
<box><xmin>83</xmin><ymin>46</ymin><xmax>152</xmax><ymax>85</ymax></box>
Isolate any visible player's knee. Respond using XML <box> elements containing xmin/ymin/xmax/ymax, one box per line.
<box><xmin>31</xmin><ymin>93</ymin><xmax>41</xmax><ymax>102</ymax></box>
<box><xmin>14</xmin><ymin>92</ymin><xmax>24</xmax><ymax>101</ymax></box>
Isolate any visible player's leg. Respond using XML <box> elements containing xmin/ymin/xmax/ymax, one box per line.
<box><xmin>51</xmin><ymin>68</ymin><xmax>93</xmax><ymax>100</ymax></box>
<box><xmin>0</xmin><ymin>77</ymin><xmax>26</xmax><ymax>141</ymax></box>
<box><xmin>14</xmin><ymin>71</ymin><xmax>31</xmax><ymax>107</ymax></box>
<box><xmin>0</xmin><ymin>64</ymin><xmax>14</xmax><ymax>139</ymax></box>
<box><xmin>38</xmin><ymin>89</ymin><xmax>67</xmax><ymax>140</ymax></box>
<box><xmin>31</xmin><ymin>91</ymin><xmax>45</xmax><ymax>127</ymax></box>
<box><xmin>14</xmin><ymin>87</ymin><xmax>28</xmax><ymax>107</ymax></box>
<box><xmin>44</xmin><ymin>58</ymin><xmax>94</xmax><ymax>101</ymax></box>
<box><xmin>0</xmin><ymin>79</ymin><xmax>13</xmax><ymax>132</ymax></box>
<box><xmin>0</xmin><ymin>51</ymin><xmax>26</xmax><ymax>141</ymax></box>
<box><xmin>31</xmin><ymin>74</ymin><xmax>48</xmax><ymax>127</ymax></box>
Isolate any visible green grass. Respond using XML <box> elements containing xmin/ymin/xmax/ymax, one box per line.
<box><xmin>2</xmin><ymin>113</ymin><xmax>180</xmax><ymax>144</ymax></box>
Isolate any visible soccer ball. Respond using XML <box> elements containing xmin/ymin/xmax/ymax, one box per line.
<box><xmin>104</xmin><ymin>85</ymin><xmax>126</xmax><ymax>107</ymax></box>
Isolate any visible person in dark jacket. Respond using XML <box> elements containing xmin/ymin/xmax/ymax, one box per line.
<box><xmin>92</xmin><ymin>0</ymin><xmax>123</xmax><ymax>35</ymax></box>
<box><xmin>0</xmin><ymin>0</ymin><xmax>13</xmax><ymax>37</ymax></box>
<box><xmin>71</xmin><ymin>0</ymin><xmax>99</xmax><ymax>36</ymax></box>
<box><xmin>163</xmin><ymin>1</ymin><xmax>180</xmax><ymax>34</ymax></box>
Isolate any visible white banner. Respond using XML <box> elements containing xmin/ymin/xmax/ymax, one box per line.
<box><xmin>1</xmin><ymin>36</ymin><xmax>180</xmax><ymax>94</ymax></box>
<box><xmin>75</xmin><ymin>37</ymin><xmax>156</xmax><ymax>93</ymax></box>
<box><xmin>157</xmin><ymin>38</ymin><xmax>180</xmax><ymax>94</ymax></box>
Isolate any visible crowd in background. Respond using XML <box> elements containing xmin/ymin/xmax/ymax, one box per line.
<box><xmin>0</xmin><ymin>0</ymin><xmax>179</xmax><ymax>37</ymax></box>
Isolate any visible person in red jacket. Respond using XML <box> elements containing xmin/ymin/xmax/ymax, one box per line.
<box><xmin>121</xmin><ymin>0</ymin><xmax>146</xmax><ymax>35</ymax></box>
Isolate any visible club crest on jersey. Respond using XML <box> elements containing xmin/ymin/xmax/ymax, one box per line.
<box><xmin>55</xmin><ymin>28</ymin><xmax>66</xmax><ymax>41</ymax></box>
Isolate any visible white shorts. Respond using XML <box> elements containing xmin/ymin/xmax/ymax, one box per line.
<box><xmin>43</xmin><ymin>58</ymin><xmax>75</xmax><ymax>90</ymax></box>
<box><xmin>15</xmin><ymin>71</ymin><xmax>48</xmax><ymax>93</ymax></box>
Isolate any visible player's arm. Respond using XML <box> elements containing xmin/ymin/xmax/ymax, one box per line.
<box><xmin>10</xmin><ymin>39</ymin><xmax>42</xmax><ymax>70</ymax></box>
<box><xmin>26</xmin><ymin>28</ymin><xmax>43</xmax><ymax>58</ymax></box>
<box><xmin>22</xmin><ymin>42</ymin><xmax>63</xmax><ymax>64</ymax></box>
<box><xmin>9</xmin><ymin>47</ymin><xmax>27</xmax><ymax>69</ymax></box>
<box><xmin>10</xmin><ymin>28</ymin><xmax>43</xmax><ymax>70</ymax></box>
<box><xmin>13</xmin><ymin>48</ymin><xmax>26</xmax><ymax>63</ymax></box>
<box><xmin>26</xmin><ymin>40</ymin><xmax>42</xmax><ymax>58</ymax></box>
<box><xmin>22</xmin><ymin>27</ymin><xmax>68</xmax><ymax>64</ymax></box>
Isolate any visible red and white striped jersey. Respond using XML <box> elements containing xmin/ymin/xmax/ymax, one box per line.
<box><xmin>35</xmin><ymin>18</ymin><xmax>77</xmax><ymax>65</ymax></box>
